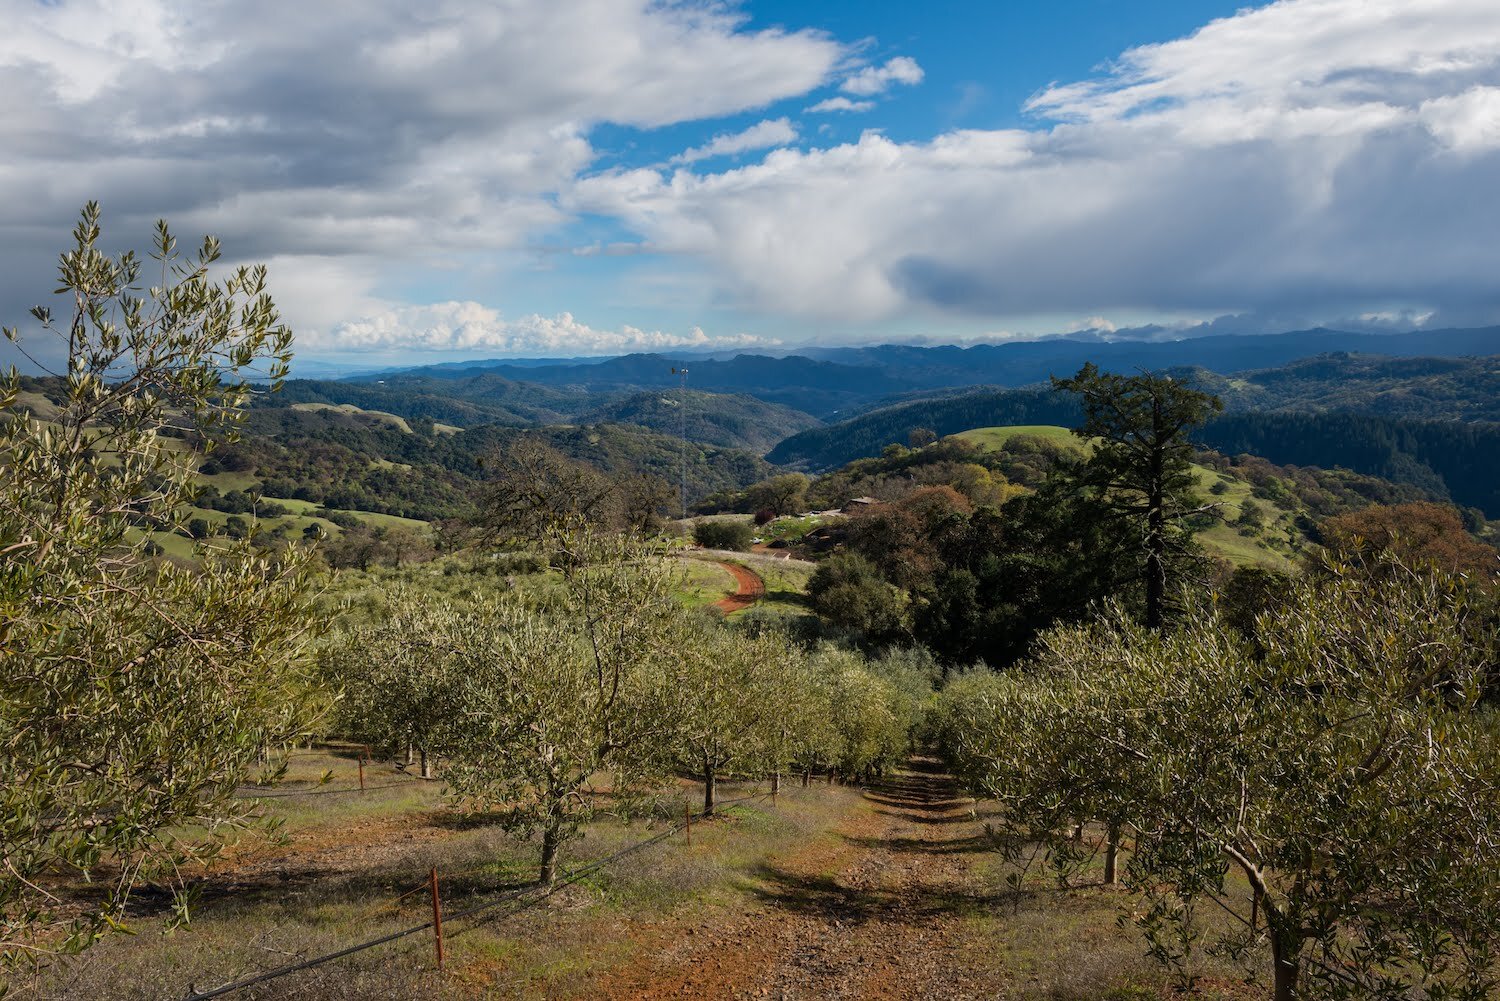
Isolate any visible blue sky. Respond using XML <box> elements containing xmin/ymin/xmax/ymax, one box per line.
<box><xmin>2</xmin><ymin>0</ymin><xmax>1499</xmax><ymax>368</ymax></box>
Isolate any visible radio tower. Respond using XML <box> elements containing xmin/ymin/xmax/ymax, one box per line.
<box><xmin>671</xmin><ymin>366</ymin><xmax>689</xmax><ymax>520</ymax></box>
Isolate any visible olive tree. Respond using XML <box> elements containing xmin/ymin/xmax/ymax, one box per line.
<box><xmin>942</xmin><ymin>565</ymin><xmax>1500</xmax><ymax>1000</ymax></box>
<box><xmin>662</xmin><ymin>623</ymin><xmax>812</xmax><ymax>814</ymax></box>
<box><xmin>438</xmin><ymin>534</ymin><xmax>682</xmax><ymax>883</ymax></box>
<box><xmin>323</xmin><ymin>592</ymin><xmax>453</xmax><ymax>778</ymax></box>
<box><xmin>0</xmin><ymin>205</ymin><xmax>316</xmax><ymax>962</ymax></box>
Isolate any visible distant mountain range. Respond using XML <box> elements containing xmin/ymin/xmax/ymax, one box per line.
<box><xmin>351</xmin><ymin>326</ymin><xmax>1500</xmax><ymax>419</ymax></box>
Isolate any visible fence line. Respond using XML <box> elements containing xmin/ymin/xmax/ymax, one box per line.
<box><xmin>182</xmin><ymin>790</ymin><xmax>771</xmax><ymax>1000</ymax></box>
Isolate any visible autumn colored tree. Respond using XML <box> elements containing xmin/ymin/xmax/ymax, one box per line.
<box><xmin>1317</xmin><ymin>501</ymin><xmax>1498</xmax><ymax>579</ymax></box>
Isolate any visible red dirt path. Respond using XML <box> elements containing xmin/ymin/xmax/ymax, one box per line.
<box><xmin>714</xmin><ymin>561</ymin><xmax>765</xmax><ymax>614</ymax></box>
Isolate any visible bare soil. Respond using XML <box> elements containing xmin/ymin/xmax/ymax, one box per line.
<box><xmin>713</xmin><ymin>561</ymin><xmax>766</xmax><ymax>614</ymax></box>
<box><xmin>589</xmin><ymin>760</ymin><xmax>1001</xmax><ymax>1000</ymax></box>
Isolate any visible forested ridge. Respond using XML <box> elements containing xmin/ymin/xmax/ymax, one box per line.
<box><xmin>769</xmin><ymin>367</ymin><xmax>1500</xmax><ymax>517</ymax></box>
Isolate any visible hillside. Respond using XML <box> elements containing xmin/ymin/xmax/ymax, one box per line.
<box><xmin>767</xmin><ymin>389</ymin><xmax>1083</xmax><ymax>469</ymax></box>
<box><xmin>580</xmin><ymin>389</ymin><xmax>822</xmax><ymax>452</ymax></box>
<box><xmin>767</xmin><ymin>377</ymin><xmax>1500</xmax><ymax>517</ymax></box>
<box><xmin>376</xmin><ymin>327</ymin><xmax>1500</xmax><ymax>418</ymax></box>
<box><xmin>1202</xmin><ymin>352</ymin><xmax>1500</xmax><ymax>421</ymax></box>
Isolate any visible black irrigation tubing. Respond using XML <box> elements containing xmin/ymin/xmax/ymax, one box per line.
<box><xmin>182</xmin><ymin>789</ymin><xmax>775</xmax><ymax>1000</ymax></box>
<box><xmin>230</xmin><ymin>780</ymin><xmax>420</xmax><ymax>800</ymax></box>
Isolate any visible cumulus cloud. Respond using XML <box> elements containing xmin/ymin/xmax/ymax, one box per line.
<box><xmin>840</xmin><ymin>56</ymin><xmax>925</xmax><ymax>96</ymax></box>
<box><xmin>572</xmin><ymin>0</ymin><xmax>1500</xmax><ymax>328</ymax></box>
<box><xmin>670</xmin><ymin>118</ymin><xmax>798</xmax><ymax>164</ymax></box>
<box><xmin>805</xmin><ymin>96</ymin><xmax>876</xmax><ymax>114</ymax></box>
<box><xmin>314</xmin><ymin>302</ymin><xmax>779</xmax><ymax>355</ymax></box>
<box><xmin>0</xmin><ymin>0</ymin><xmax>843</xmax><ymax>348</ymax></box>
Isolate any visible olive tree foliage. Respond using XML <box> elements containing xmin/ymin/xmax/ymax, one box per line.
<box><xmin>810</xmin><ymin>646</ymin><xmax>919</xmax><ymax>780</ymax></box>
<box><xmin>661</xmin><ymin>622</ymin><xmax>817</xmax><ymax>814</ymax></box>
<box><xmin>938</xmin><ymin>564</ymin><xmax>1500</xmax><ymax>1000</ymax></box>
<box><xmin>0</xmin><ymin>205</ymin><xmax>317</xmax><ymax>963</ymax></box>
<box><xmin>322</xmin><ymin>591</ymin><xmax>452</xmax><ymax>778</ymax></box>
<box><xmin>348</xmin><ymin>533</ymin><xmax>684</xmax><ymax>885</ymax></box>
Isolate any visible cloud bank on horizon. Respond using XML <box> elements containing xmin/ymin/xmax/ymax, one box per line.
<box><xmin>2</xmin><ymin>0</ymin><xmax>1499</xmax><ymax>361</ymax></box>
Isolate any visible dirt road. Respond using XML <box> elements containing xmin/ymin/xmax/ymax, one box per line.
<box><xmin>713</xmin><ymin>560</ymin><xmax>766</xmax><ymax>614</ymax></box>
<box><xmin>592</xmin><ymin>760</ymin><xmax>997</xmax><ymax>1001</ymax></box>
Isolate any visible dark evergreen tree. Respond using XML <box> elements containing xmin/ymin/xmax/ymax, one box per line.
<box><xmin>1052</xmin><ymin>364</ymin><xmax>1223</xmax><ymax>629</ymax></box>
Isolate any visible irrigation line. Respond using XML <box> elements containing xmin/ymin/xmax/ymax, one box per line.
<box><xmin>231</xmin><ymin>780</ymin><xmax>420</xmax><ymax>800</ymax></box>
<box><xmin>182</xmin><ymin>789</ymin><xmax>772</xmax><ymax>1000</ymax></box>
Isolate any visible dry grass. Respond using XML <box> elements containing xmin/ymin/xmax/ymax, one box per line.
<box><xmin>26</xmin><ymin>773</ymin><xmax>856</xmax><ymax>1001</ymax></box>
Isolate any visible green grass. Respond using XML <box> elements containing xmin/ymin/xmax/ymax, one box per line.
<box><xmin>672</xmin><ymin>558</ymin><xmax>738</xmax><ymax>608</ymax></box>
<box><xmin>759</xmin><ymin>514</ymin><xmax>822</xmax><ymax>543</ymax></box>
<box><xmin>290</xmin><ymin>402</ymin><xmax>414</xmax><ymax>433</ymax></box>
<box><xmin>953</xmin><ymin>424</ymin><xmax>1087</xmax><ymax>453</ymax></box>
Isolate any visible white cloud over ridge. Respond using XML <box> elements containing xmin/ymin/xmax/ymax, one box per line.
<box><xmin>671</xmin><ymin>118</ymin><xmax>798</xmax><ymax>164</ymax></box>
<box><xmin>318</xmin><ymin>302</ymin><xmax>779</xmax><ymax>355</ymax></box>
<box><xmin>575</xmin><ymin>0</ymin><xmax>1500</xmax><ymax>328</ymax></box>
<box><xmin>4</xmin><ymin>0</ymin><xmax>1500</xmax><ymax>359</ymax></box>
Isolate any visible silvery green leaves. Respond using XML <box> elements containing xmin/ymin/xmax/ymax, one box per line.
<box><xmin>1</xmin><ymin>206</ymin><xmax>315</xmax><ymax>968</ymax></box>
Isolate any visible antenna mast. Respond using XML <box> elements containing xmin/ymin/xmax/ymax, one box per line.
<box><xmin>671</xmin><ymin>366</ymin><xmax>689</xmax><ymax>520</ymax></box>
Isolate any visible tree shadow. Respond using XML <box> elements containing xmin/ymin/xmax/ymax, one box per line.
<box><xmin>744</xmin><ymin>863</ymin><xmax>1006</xmax><ymax>926</ymax></box>
<box><xmin>841</xmin><ymin>833</ymin><xmax>997</xmax><ymax>856</ymax></box>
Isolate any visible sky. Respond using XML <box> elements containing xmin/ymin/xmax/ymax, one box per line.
<box><xmin>3</xmin><ymin>0</ymin><xmax>1500</xmax><ymax>368</ymax></box>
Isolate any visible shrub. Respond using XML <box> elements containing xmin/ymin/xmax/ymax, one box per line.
<box><xmin>694</xmin><ymin>519</ymin><xmax>753</xmax><ymax>551</ymax></box>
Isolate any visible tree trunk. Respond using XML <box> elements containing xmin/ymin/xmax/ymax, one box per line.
<box><xmin>1266</xmin><ymin>918</ymin><xmax>1302</xmax><ymax>1001</ymax></box>
<box><xmin>702</xmin><ymin>761</ymin><xmax>717</xmax><ymax>816</ymax></box>
<box><xmin>419</xmin><ymin>748</ymin><xmax>432</xmax><ymax>779</ymax></box>
<box><xmin>405</xmin><ymin>740</ymin><xmax>414</xmax><ymax>767</ymax></box>
<box><xmin>1271</xmin><ymin>930</ymin><xmax>1301</xmax><ymax>1001</ymax></box>
<box><xmin>1103</xmin><ymin>823</ymin><xmax>1121</xmax><ymax>885</ymax></box>
<box><xmin>802</xmin><ymin>770</ymin><xmax>810</xmax><ymax>788</ymax></box>
<box><xmin>771</xmin><ymin>771</ymin><xmax>781</xmax><ymax>796</ymax></box>
<box><xmin>539</xmin><ymin>820</ymin><xmax>563</xmax><ymax>885</ymax></box>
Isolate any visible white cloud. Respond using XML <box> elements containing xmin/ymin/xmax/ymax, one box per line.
<box><xmin>0</xmin><ymin>0</ymin><xmax>844</xmax><ymax>346</ymax></box>
<box><xmin>805</xmin><ymin>96</ymin><xmax>875</xmax><ymax>114</ymax></box>
<box><xmin>314</xmin><ymin>302</ymin><xmax>779</xmax><ymax>355</ymax></box>
<box><xmin>573</xmin><ymin>0</ymin><xmax>1500</xmax><ymax>327</ymax></box>
<box><xmin>1421</xmin><ymin>86</ymin><xmax>1500</xmax><ymax>151</ymax></box>
<box><xmin>670</xmin><ymin>118</ymin><xmax>798</xmax><ymax>164</ymax></box>
<box><xmin>840</xmin><ymin>56</ymin><xmax>924</xmax><ymax>96</ymax></box>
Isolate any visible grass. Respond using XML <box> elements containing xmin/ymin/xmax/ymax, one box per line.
<box><xmin>953</xmin><ymin>424</ymin><xmax>1087</xmax><ymax>453</ymax></box>
<box><xmin>758</xmin><ymin>513</ymin><xmax>823</xmax><ymax>543</ymax></box>
<box><xmin>671</xmin><ymin>558</ymin><xmax>738</xmax><ymax>609</ymax></box>
<box><xmin>290</xmin><ymin>402</ymin><xmax>414</xmax><ymax>434</ymax></box>
<box><xmin>954</xmin><ymin>815</ymin><xmax>1264</xmax><ymax>1001</ymax></box>
<box><xmin>38</xmin><ymin>769</ymin><xmax>854</xmax><ymax>1001</ymax></box>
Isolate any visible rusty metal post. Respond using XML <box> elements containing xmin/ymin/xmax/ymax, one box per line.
<box><xmin>430</xmin><ymin>866</ymin><xmax>445</xmax><ymax>968</ymax></box>
<box><xmin>358</xmin><ymin>754</ymin><xmax>366</xmax><ymax>792</ymax></box>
